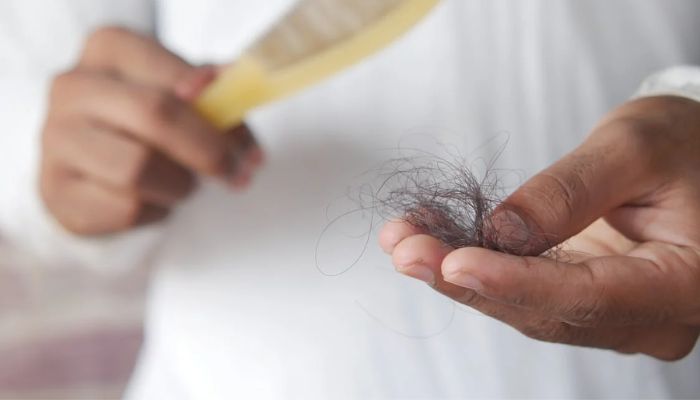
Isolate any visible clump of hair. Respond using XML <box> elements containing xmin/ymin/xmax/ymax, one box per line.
<box><xmin>370</xmin><ymin>153</ymin><xmax>497</xmax><ymax>247</ymax></box>
<box><xmin>366</xmin><ymin>149</ymin><xmax>539</xmax><ymax>255</ymax></box>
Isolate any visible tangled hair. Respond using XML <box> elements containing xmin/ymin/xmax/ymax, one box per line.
<box><xmin>371</xmin><ymin>152</ymin><xmax>501</xmax><ymax>248</ymax></box>
<box><xmin>316</xmin><ymin>144</ymin><xmax>557</xmax><ymax>278</ymax></box>
<box><xmin>316</xmin><ymin>145</ymin><xmax>559</xmax><ymax>337</ymax></box>
<box><xmin>367</xmin><ymin>147</ymin><xmax>546</xmax><ymax>256</ymax></box>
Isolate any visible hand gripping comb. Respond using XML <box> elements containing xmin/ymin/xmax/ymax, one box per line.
<box><xmin>195</xmin><ymin>0</ymin><xmax>441</xmax><ymax>129</ymax></box>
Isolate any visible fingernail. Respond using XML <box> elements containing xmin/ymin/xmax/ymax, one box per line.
<box><xmin>396</xmin><ymin>264</ymin><xmax>435</xmax><ymax>285</ymax></box>
<box><xmin>442</xmin><ymin>271</ymin><xmax>484</xmax><ymax>292</ymax></box>
<box><xmin>491</xmin><ymin>210</ymin><xmax>530</xmax><ymax>253</ymax></box>
<box><xmin>175</xmin><ymin>66</ymin><xmax>218</xmax><ymax>100</ymax></box>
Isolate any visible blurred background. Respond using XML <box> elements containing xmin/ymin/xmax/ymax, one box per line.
<box><xmin>0</xmin><ymin>242</ymin><xmax>147</xmax><ymax>399</ymax></box>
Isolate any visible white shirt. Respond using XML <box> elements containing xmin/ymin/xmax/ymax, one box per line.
<box><xmin>2</xmin><ymin>1</ymin><xmax>700</xmax><ymax>398</ymax></box>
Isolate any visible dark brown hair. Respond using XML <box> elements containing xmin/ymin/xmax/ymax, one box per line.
<box><xmin>372</xmin><ymin>151</ymin><xmax>504</xmax><ymax>249</ymax></box>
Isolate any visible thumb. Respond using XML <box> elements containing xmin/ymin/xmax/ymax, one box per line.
<box><xmin>492</xmin><ymin>128</ymin><xmax>653</xmax><ymax>255</ymax></box>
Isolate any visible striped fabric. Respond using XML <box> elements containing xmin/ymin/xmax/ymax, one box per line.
<box><xmin>0</xmin><ymin>243</ymin><xmax>147</xmax><ymax>399</ymax></box>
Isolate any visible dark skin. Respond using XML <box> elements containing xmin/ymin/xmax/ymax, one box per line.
<box><xmin>381</xmin><ymin>96</ymin><xmax>700</xmax><ymax>361</ymax></box>
<box><xmin>40</xmin><ymin>27</ymin><xmax>263</xmax><ymax>235</ymax></box>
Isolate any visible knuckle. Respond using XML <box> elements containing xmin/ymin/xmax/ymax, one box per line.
<box><xmin>113</xmin><ymin>197</ymin><xmax>144</xmax><ymax>231</ymax></box>
<box><xmin>83</xmin><ymin>26</ymin><xmax>129</xmax><ymax>59</ymax></box>
<box><xmin>50</xmin><ymin>70</ymin><xmax>79</xmax><ymax>97</ymax></box>
<box><xmin>39</xmin><ymin>164</ymin><xmax>145</xmax><ymax>235</ymax></box>
<box><xmin>603</xmin><ymin>118</ymin><xmax>661</xmax><ymax>168</ymax></box>
<box><xmin>563</xmin><ymin>298</ymin><xmax>606</xmax><ymax>327</ymax></box>
<box><xmin>119</xmin><ymin>145</ymin><xmax>154</xmax><ymax>190</ymax></box>
<box><xmin>654</xmin><ymin>340</ymin><xmax>696</xmax><ymax>362</ymax></box>
<box><xmin>199</xmin><ymin>148</ymin><xmax>229</xmax><ymax>176</ymax></box>
<box><xmin>140</xmin><ymin>91</ymin><xmax>182</xmax><ymax>132</ymax></box>
<box><xmin>61</xmin><ymin>198</ymin><xmax>143</xmax><ymax>237</ymax></box>
<box><xmin>610</xmin><ymin>119</ymin><xmax>656</xmax><ymax>151</ymax></box>
<box><xmin>561</xmin><ymin>264</ymin><xmax>608</xmax><ymax>326</ymax></box>
<box><xmin>62</xmin><ymin>198</ymin><xmax>141</xmax><ymax>236</ymax></box>
<box><xmin>518</xmin><ymin>320</ymin><xmax>547</xmax><ymax>340</ymax></box>
<box><xmin>562</xmin><ymin>259</ymin><xmax>613</xmax><ymax>327</ymax></box>
<box><xmin>652</xmin><ymin>328</ymin><xmax>699</xmax><ymax>362</ymax></box>
<box><xmin>454</xmin><ymin>288</ymin><xmax>480</xmax><ymax>305</ymax></box>
<box><xmin>519</xmin><ymin>320</ymin><xmax>567</xmax><ymax>343</ymax></box>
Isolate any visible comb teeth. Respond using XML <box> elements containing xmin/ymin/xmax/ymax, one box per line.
<box><xmin>249</xmin><ymin>0</ymin><xmax>404</xmax><ymax>71</ymax></box>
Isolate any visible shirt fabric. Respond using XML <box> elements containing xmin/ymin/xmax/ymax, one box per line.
<box><xmin>1</xmin><ymin>1</ymin><xmax>700</xmax><ymax>399</ymax></box>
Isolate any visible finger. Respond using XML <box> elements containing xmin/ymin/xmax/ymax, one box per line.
<box><xmin>390</xmin><ymin>234</ymin><xmax>700</xmax><ymax>360</ymax></box>
<box><xmin>441</xmin><ymin>245</ymin><xmax>700</xmax><ymax>327</ymax></box>
<box><xmin>175</xmin><ymin>65</ymin><xmax>218</xmax><ymax>101</ymax></box>
<box><xmin>223</xmin><ymin>124</ymin><xmax>263</xmax><ymax>189</ymax></box>
<box><xmin>379</xmin><ymin>219</ymin><xmax>423</xmax><ymax>254</ymax></box>
<box><xmin>41</xmin><ymin>163</ymin><xmax>168</xmax><ymax>235</ymax></box>
<box><xmin>391</xmin><ymin>234</ymin><xmax>524</xmax><ymax>315</ymax></box>
<box><xmin>492</xmin><ymin>122</ymin><xmax>663</xmax><ymax>255</ymax></box>
<box><xmin>137</xmin><ymin>150</ymin><xmax>197</xmax><ymax>205</ymax></box>
<box><xmin>392</xmin><ymin>234</ymin><xmax>451</xmax><ymax>285</ymax></box>
<box><xmin>226</xmin><ymin>124</ymin><xmax>265</xmax><ymax>188</ymax></box>
<box><xmin>80</xmin><ymin>27</ymin><xmax>193</xmax><ymax>90</ymax></box>
<box><xmin>391</xmin><ymin>234</ymin><xmax>569</xmax><ymax>327</ymax></box>
<box><xmin>54</xmin><ymin>71</ymin><xmax>232</xmax><ymax>177</ymax></box>
<box><xmin>45</xmin><ymin>120</ymin><xmax>195</xmax><ymax>206</ymax></box>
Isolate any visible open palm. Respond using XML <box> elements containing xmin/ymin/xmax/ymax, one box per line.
<box><xmin>381</xmin><ymin>96</ymin><xmax>700</xmax><ymax>360</ymax></box>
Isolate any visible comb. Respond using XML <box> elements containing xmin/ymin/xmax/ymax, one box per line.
<box><xmin>196</xmin><ymin>0</ymin><xmax>440</xmax><ymax>129</ymax></box>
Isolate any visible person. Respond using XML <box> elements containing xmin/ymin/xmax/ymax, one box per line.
<box><xmin>2</xmin><ymin>0</ymin><xmax>700</xmax><ymax>398</ymax></box>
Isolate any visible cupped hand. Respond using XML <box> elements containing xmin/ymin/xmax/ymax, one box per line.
<box><xmin>40</xmin><ymin>27</ymin><xmax>264</xmax><ymax>235</ymax></box>
<box><xmin>381</xmin><ymin>96</ymin><xmax>700</xmax><ymax>360</ymax></box>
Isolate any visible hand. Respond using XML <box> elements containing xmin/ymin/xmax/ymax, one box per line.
<box><xmin>381</xmin><ymin>96</ymin><xmax>700</xmax><ymax>360</ymax></box>
<box><xmin>40</xmin><ymin>27</ymin><xmax>263</xmax><ymax>235</ymax></box>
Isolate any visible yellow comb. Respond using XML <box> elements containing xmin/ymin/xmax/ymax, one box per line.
<box><xmin>196</xmin><ymin>0</ymin><xmax>440</xmax><ymax>129</ymax></box>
